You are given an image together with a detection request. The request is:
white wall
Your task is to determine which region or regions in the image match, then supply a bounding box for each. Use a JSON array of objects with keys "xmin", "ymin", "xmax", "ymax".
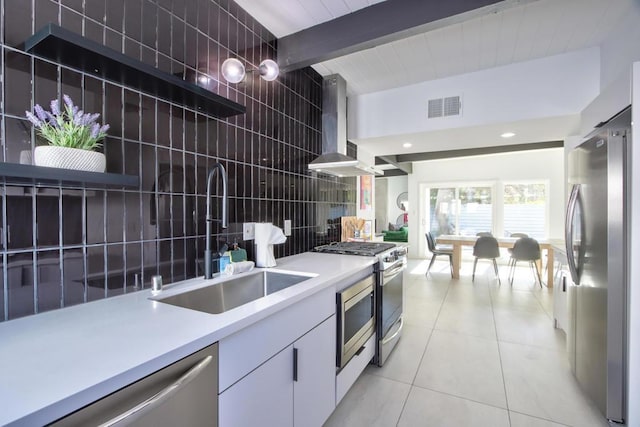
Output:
[
  {"xmin": 599, "ymin": 3, "xmax": 640, "ymax": 90},
  {"xmin": 350, "ymin": 48, "xmax": 600, "ymax": 141},
  {"xmin": 407, "ymin": 148, "xmax": 564, "ymax": 258},
  {"xmin": 356, "ymin": 147, "xmax": 376, "ymax": 221},
  {"xmin": 374, "ymin": 178, "xmax": 387, "ymax": 233},
  {"xmin": 372, "ymin": 176, "xmax": 408, "ymax": 232},
  {"xmin": 580, "ymin": 3, "xmax": 640, "ymax": 136},
  {"xmin": 385, "ymin": 176, "xmax": 408, "ymax": 228}
]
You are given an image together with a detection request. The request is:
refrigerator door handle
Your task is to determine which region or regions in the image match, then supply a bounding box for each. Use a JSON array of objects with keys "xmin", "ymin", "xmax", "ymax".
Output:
[{"xmin": 565, "ymin": 184, "xmax": 581, "ymax": 284}]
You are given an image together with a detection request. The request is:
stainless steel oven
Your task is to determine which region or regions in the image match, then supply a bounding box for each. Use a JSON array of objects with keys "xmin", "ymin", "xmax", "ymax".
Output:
[
  {"xmin": 336, "ymin": 274, "xmax": 376, "ymax": 370},
  {"xmin": 376, "ymin": 247, "xmax": 406, "ymax": 366},
  {"xmin": 313, "ymin": 242, "xmax": 403, "ymax": 369}
]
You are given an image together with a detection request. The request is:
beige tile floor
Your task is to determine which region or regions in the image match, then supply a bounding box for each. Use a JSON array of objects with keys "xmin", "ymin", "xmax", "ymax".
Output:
[{"xmin": 324, "ymin": 258, "xmax": 608, "ymax": 427}]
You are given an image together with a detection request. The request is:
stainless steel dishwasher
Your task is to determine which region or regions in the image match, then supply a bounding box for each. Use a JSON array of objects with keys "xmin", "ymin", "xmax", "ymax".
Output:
[{"xmin": 50, "ymin": 343, "xmax": 218, "ymax": 427}]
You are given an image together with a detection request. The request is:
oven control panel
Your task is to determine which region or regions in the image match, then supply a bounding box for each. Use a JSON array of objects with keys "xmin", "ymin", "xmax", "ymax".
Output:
[
  {"xmin": 383, "ymin": 254, "xmax": 397, "ymax": 263},
  {"xmin": 379, "ymin": 247, "xmax": 408, "ymax": 271},
  {"xmin": 382, "ymin": 246, "xmax": 407, "ymax": 263},
  {"xmin": 395, "ymin": 246, "xmax": 408, "ymax": 257}
]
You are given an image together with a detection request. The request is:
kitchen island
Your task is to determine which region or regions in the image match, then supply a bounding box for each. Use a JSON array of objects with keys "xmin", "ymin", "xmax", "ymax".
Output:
[{"xmin": 0, "ymin": 252, "xmax": 376, "ymax": 426}]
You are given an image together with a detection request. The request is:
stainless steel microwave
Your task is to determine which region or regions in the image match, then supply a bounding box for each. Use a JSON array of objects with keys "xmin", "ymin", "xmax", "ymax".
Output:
[{"xmin": 336, "ymin": 274, "xmax": 376, "ymax": 370}]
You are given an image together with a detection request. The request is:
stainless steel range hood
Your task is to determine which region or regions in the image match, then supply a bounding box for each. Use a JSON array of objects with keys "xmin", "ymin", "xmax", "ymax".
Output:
[{"xmin": 309, "ymin": 74, "xmax": 381, "ymax": 177}]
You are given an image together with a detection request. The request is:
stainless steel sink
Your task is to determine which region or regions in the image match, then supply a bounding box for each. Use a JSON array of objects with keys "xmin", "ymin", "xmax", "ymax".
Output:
[{"xmin": 156, "ymin": 271, "xmax": 313, "ymax": 314}]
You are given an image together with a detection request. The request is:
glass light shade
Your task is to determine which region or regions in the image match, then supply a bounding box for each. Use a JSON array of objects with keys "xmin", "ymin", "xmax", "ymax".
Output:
[
  {"xmin": 221, "ymin": 58, "xmax": 246, "ymax": 83},
  {"xmin": 259, "ymin": 59, "xmax": 279, "ymax": 81}
]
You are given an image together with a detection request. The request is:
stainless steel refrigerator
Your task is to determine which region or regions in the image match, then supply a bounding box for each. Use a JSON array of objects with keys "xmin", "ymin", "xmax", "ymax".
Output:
[{"xmin": 565, "ymin": 106, "xmax": 630, "ymax": 424}]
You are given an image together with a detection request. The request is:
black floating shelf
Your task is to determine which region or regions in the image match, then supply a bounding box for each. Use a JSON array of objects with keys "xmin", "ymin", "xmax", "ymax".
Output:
[
  {"xmin": 25, "ymin": 24, "xmax": 246, "ymax": 118},
  {"xmin": 0, "ymin": 162, "xmax": 139, "ymax": 188}
]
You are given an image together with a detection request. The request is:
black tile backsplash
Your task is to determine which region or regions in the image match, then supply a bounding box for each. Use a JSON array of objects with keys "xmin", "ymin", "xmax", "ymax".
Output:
[{"xmin": 0, "ymin": 0, "xmax": 356, "ymax": 321}]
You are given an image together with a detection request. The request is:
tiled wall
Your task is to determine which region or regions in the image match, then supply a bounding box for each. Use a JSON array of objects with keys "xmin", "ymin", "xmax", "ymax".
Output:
[{"xmin": 0, "ymin": 0, "xmax": 356, "ymax": 321}]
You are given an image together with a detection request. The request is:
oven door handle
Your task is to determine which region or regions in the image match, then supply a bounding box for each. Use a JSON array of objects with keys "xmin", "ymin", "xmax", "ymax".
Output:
[
  {"xmin": 382, "ymin": 263, "xmax": 404, "ymax": 281},
  {"xmin": 381, "ymin": 316, "xmax": 403, "ymax": 345},
  {"xmin": 343, "ymin": 286, "xmax": 374, "ymax": 311}
]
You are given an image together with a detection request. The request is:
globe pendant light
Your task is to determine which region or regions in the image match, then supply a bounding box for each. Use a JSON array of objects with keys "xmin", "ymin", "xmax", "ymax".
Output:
[
  {"xmin": 221, "ymin": 58, "xmax": 246, "ymax": 84},
  {"xmin": 221, "ymin": 58, "xmax": 279, "ymax": 83}
]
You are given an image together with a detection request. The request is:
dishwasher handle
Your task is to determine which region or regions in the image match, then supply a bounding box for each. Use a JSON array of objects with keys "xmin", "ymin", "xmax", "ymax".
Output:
[{"xmin": 98, "ymin": 355, "xmax": 213, "ymax": 427}]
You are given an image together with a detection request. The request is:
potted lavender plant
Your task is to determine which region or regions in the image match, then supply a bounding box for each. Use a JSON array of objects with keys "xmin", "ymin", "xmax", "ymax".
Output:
[{"xmin": 25, "ymin": 95, "xmax": 109, "ymax": 172}]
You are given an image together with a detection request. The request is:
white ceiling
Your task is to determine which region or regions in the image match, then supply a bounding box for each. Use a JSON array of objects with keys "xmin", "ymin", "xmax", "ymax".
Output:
[
  {"xmin": 235, "ymin": 0, "xmax": 635, "ymax": 162},
  {"xmin": 237, "ymin": 0, "xmax": 631, "ymax": 95},
  {"xmin": 313, "ymin": 0, "xmax": 630, "ymax": 95},
  {"xmin": 234, "ymin": 0, "xmax": 386, "ymax": 39}
]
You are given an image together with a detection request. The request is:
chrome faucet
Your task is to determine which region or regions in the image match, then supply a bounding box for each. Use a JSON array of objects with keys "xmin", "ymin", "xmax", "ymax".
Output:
[{"xmin": 204, "ymin": 162, "xmax": 228, "ymax": 279}]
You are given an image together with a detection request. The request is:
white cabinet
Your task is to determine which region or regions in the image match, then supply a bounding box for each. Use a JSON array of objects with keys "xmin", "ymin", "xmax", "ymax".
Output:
[
  {"xmin": 219, "ymin": 345, "xmax": 294, "ymax": 427},
  {"xmin": 219, "ymin": 286, "xmax": 337, "ymax": 427},
  {"xmin": 219, "ymin": 316, "xmax": 336, "ymax": 427},
  {"xmin": 219, "ymin": 286, "xmax": 335, "ymax": 392},
  {"xmin": 294, "ymin": 315, "xmax": 336, "ymax": 427}
]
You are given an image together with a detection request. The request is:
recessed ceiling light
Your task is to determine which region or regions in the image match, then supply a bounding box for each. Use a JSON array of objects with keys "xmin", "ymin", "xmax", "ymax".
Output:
[
  {"xmin": 501, "ymin": 132, "xmax": 516, "ymax": 138},
  {"xmin": 402, "ymin": 142, "xmax": 412, "ymax": 148}
]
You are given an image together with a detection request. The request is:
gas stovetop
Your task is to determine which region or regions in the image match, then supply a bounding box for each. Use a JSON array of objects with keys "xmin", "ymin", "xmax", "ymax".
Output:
[{"xmin": 313, "ymin": 242, "xmax": 397, "ymax": 257}]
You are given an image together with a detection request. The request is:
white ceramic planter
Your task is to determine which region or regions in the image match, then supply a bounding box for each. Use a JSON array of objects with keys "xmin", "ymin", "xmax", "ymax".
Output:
[{"xmin": 34, "ymin": 146, "xmax": 106, "ymax": 173}]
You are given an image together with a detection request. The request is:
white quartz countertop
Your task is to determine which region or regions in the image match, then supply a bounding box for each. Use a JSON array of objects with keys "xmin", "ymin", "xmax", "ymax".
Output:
[{"xmin": 0, "ymin": 252, "xmax": 376, "ymax": 426}]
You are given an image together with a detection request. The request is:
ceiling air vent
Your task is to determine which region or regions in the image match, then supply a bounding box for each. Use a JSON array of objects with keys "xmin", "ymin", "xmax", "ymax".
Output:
[
  {"xmin": 444, "ymin": 96, "xmax": 461, "ymax": 116},
  {"xmin": 428, "ymin": 96, "xmax": 461, "ymax": 118},
  {"xmin": 428, "ymin": 98, "xmax": 443, "ymax": 118}
]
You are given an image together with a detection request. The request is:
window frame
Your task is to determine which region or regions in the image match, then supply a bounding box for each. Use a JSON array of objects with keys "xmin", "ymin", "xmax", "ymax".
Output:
[
  {"xmin": 501, "ymin": 179, "xmax": 550, "ymax": 239},
  {"xmin": 425, "ymin": 181, "xmax": 497, "ymax": 237}
]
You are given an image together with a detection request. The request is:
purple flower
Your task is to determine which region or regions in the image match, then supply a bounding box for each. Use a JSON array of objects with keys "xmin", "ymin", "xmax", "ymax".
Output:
[
  {"xmin": 44, "ymin": 111, "xmax": 59, "ymax": 127},
  {"xmin": 72, "ymin": 111, "xmax": 84, "ymax": 126},
  {"xmin": 50, "ymin": 99, "xmax": 61, "ymax": 116},
  {"xmin": 90, "ymin": 123, "xmax": 100, "ymax": 139},
  {"xmin": 99, "ymin": 124, "xmax": 110, "ymax": 134},
  {"xmin": 25, "ymin": 111, "xmax": 43, "ymax": 128},
  {"xmin": 81, "ymin": 113, "xmax": 97, "ymax": 127},
  {"xmin": 74, "ymin": 111, "xmax": 97, "ymax": 127},
  {"xmin": 63, "ymin": 94, "xmax": 74, "ymax": 109},
  {"xmin": 88, "ymin": 113, "xmax": 100, "ymax": 124},
  {"xmin": 34, "ymin": 104, "xmax": 47, "ymax": 122},
  {"xmin": 81, "ymin": 113, "xmax": 97, "ymax": 126}
]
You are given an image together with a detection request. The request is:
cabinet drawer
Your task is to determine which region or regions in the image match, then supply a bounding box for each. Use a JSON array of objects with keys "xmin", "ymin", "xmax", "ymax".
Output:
[
  {"xmin": 219, "ymin": 286, "xmax": 334, "ymax": 392},
  {"xmin": 336, "ymin": 333, "xmax": 375, "ymax": 405}
]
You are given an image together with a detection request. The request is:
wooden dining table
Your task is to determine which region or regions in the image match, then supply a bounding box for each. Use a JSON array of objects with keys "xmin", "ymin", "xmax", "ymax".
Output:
[{"xmin": 435, "ymin": 235, "xmax": 555, "ymax": 287}]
